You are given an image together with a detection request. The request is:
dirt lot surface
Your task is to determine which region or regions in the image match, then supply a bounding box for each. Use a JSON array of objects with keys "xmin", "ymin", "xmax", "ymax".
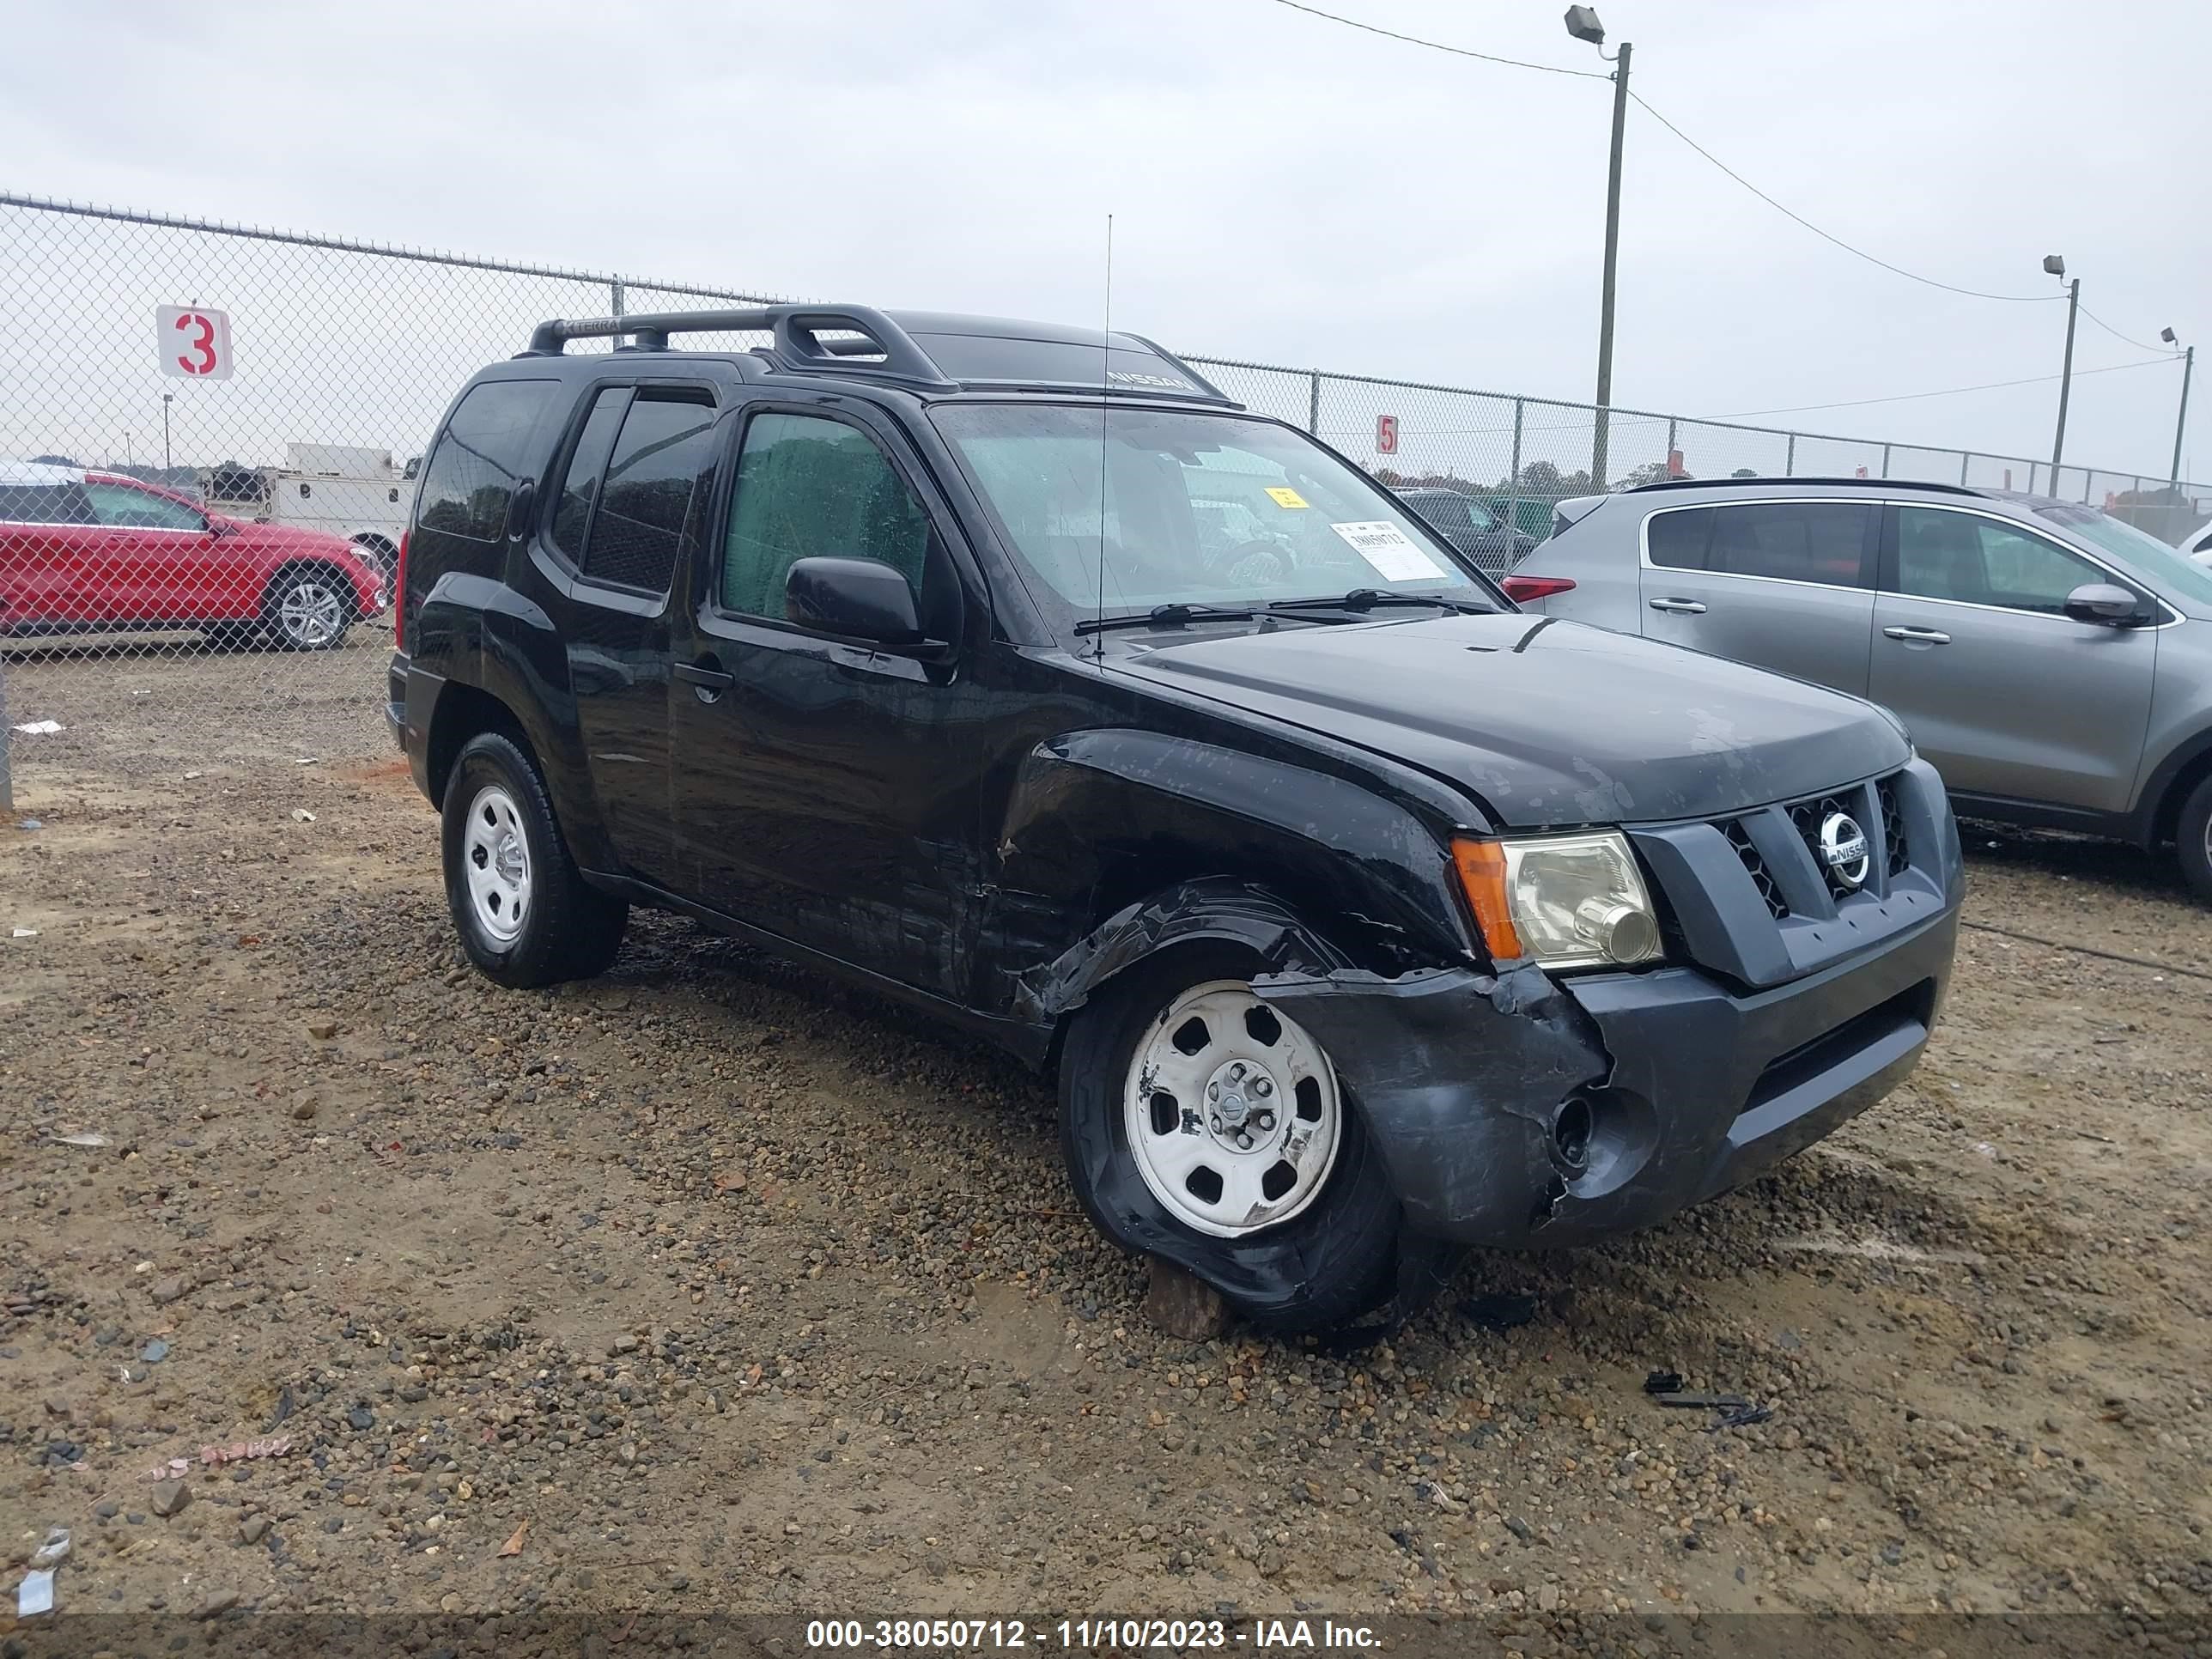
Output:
[{"xmin": 3, "ymin": 663, "xmax": 2209, "ymax": 1638}]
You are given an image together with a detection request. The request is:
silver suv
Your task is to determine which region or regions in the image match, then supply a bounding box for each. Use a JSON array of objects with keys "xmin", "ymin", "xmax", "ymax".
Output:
[{"xmin": 1507, "ymin": 477, "xmax": 2212, "ymax": 899}]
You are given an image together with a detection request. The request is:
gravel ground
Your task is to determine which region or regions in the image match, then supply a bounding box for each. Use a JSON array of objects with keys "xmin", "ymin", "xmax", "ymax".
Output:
[{"xmin": 2, "ymin": 708, "xmax": 2209, "ymax": 1637}]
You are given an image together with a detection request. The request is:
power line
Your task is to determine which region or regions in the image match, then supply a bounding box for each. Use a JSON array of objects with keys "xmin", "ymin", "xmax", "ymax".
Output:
[
  {"xmin": 1263, "ymin": 0, "xmax": 1607, "ymax": 80},
  {"xmin": 2078, "ymin": 305, "xmax": 2172, "ymax": 356},
  {"xmin": 1625, "ymin": 94, "xmax": 2058, "ymax": 303},
  {"xmin": 1708, "ymin": 356, "xmax": 2176, "ymax": 420},
  {"xmin": 1263, "ymin": 3, "xmax": 2187, "ymax": 355}
]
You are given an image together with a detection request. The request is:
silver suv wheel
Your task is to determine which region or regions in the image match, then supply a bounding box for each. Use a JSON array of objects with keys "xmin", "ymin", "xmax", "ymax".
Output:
[
  {"xmin": 1121, "ymin": 979, "xmax": 1343, "ymax": 1237},
  {"xmin": 460, "ymin": 783, "xmax": 532, "ymax": 944}
]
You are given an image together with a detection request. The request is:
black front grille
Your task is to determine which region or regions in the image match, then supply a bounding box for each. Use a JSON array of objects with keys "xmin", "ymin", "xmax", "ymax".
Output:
[
  {"xmin": 1876, "ymin": 776, "xmax": 1909, "ymax": 877},
  {"xmin": 1724, "ymin": 820, "xmax": 1788, "ymax": 918}
]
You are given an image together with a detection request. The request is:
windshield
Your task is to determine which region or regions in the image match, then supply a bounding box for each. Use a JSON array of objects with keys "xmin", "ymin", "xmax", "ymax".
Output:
[
  {"xmin": 2037, "ymin": 502, "xmax": 2212, "ymax": 607},
  {"xmin": 930, "ymin": 404, "xmax": 1499, "ymax": 624}
]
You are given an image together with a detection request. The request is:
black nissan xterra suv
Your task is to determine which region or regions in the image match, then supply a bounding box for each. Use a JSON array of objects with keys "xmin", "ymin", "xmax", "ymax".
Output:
[{"xmin": 389, "ymin": 304, "xmax": 1964, "ymax": 1333}]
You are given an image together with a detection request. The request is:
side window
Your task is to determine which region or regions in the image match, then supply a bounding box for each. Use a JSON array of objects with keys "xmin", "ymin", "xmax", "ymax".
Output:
[
  {"xmin": 549, "ymin": 388, "xmax": 629, "ymax": 562},
  {"xmin": 417, "ymin": 380, "xmax": 557, "ymax": 543},
  {"xmin": 580, "ymin": 389, "xmax": 719, "ymax": 595},
  {"xmin": 1707, "ymin": 502, "xmax": 1872, "ymax": 585},
  {"xmin": 0, "ymin": 484, "xmax": 96, "ymax": 526},
  {"xmin": 720, "ymin": 413, "xmax": 931, "ymax": 620},
  {"xmin": 1644, "ymin": 506, "xmax": 1712, "ymax": 569},
  {"xmin": 1417, "ymin": 497, "xmax": 1468, "ymax": 529},
  {"xmin": 84, "ymin": 482, "xmax": 204, "ymax": 531},
  {"xmin": 1893, "ymin": 507, "xmax": 2105, "ymax": 614}
]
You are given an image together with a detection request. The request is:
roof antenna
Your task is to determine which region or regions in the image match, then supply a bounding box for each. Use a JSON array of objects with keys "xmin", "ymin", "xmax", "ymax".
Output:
[{"xmin": 1093, "ymin": 212, "xmax": 1113, "ymax": 659}]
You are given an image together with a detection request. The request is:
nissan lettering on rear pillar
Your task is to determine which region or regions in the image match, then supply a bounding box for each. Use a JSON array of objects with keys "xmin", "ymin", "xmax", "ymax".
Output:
[{"xmin": 387, "ymin": 303, "xmax": 1964, "ymax": 1333}]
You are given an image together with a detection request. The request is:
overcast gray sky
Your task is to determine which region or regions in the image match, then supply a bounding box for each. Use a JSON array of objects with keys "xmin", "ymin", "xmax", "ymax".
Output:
[{"xmin": 4, "ymin": 0, "xmax": 2206, "ymax": 482}]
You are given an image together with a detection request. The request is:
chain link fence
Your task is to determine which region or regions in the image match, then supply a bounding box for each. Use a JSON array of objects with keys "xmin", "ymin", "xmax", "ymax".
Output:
[
  {"xmin": 3, "ymin": 190, "xmax": 2208, "ymax": 800},
  {"xmin": 1185, "ymin": 358, "xmax": 2212, "ymax": 547}
]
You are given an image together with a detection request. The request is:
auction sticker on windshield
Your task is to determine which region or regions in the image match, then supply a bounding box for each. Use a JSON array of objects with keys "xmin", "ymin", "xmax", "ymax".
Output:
[
  {"xmin": 1329, "ymin": 520, "xmax": 1449, "ymax": 582},
  {"xmin": 1266, "ymin": 486, "xmax": 1310, "ymax": 509}
]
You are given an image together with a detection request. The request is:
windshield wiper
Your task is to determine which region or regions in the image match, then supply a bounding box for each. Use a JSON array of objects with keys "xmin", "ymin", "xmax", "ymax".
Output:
[
  {"xmin": 1267, "ymin": 588, "xmax": 1488, "ymax": 617},
  {"xmin": 1073, "ymin": 602, "xmax": 1259, "ymax": 636}
]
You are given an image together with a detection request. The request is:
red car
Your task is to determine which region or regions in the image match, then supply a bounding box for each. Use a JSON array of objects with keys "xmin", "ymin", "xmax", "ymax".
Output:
[{"xmin": 0, "ymin": 462, "xmax": 385, "ymax": 650}]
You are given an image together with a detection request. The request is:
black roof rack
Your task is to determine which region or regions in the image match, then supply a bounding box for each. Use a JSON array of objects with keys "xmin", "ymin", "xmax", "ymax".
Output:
[
  {"xmin": 1625, "ymin": 475, "xmax": 1985, "ymax": 498},
  {"xmin": 524, "ymin": 305, "xmax": 957, "ymax": 390},
  {"xmin": 520, "ymin": 303, "xmax": 1237, "ymax": 405}
]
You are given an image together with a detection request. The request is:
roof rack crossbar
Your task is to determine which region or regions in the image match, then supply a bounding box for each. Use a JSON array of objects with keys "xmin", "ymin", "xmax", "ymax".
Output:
[{"xmin": 525, "ymin": 307, "xmax": 772, "ymax": 356}]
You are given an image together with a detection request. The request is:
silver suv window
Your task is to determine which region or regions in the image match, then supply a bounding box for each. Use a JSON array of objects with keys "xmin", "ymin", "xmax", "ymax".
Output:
[
  {"xmin": 1644, "ymin": 501, "xmax": 1874, "ymax": 586},
  {"xmin": 1892, "ymin": 506, "xmax": 2105, "ymax": 616}
]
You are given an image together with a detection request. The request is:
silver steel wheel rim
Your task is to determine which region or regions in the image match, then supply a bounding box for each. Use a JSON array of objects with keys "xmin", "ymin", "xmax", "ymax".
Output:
[
  {"xmin": 462, "ymin": 784, "xmax": 532, "ymax": 945},
  {"xmin": 279, "ymin": 580, "xmax": 344, "ymax": 647},
  {"xmin": 1123, "ymin": 979, "xmax": 1343, "ymax": 1238}
]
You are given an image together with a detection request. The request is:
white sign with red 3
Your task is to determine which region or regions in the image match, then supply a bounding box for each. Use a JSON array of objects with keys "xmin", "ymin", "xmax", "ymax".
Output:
[{"xmin": 155, "ymin": 306, "xmax": 234, "ymax": 380}]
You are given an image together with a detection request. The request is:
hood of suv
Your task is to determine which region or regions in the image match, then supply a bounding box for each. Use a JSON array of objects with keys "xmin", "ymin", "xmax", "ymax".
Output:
[{"xmin": 1111, "ymin": 611, "xmax": 1911, "ymax": 827}]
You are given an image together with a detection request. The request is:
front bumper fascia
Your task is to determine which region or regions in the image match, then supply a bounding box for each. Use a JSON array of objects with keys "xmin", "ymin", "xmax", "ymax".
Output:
[{"xmin": 1255, "ymin": 904, "xmax": 1958, "ymax": 1248}]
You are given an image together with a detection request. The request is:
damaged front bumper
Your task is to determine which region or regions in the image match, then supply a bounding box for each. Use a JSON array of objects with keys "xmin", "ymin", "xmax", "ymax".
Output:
[{"xmin": 1255, "ymin": 906, "xmax": 1957, "ymax": 1248}]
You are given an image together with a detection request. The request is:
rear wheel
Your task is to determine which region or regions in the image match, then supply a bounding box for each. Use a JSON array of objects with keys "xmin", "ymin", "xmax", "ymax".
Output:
[
  {"xmin": 441, "ymin": 731, "xmax": 627, "ymax": 988},
  {"xmin": 1059, "ymin": 943, "xmax": 1401, "ymax": 1334},
  {"xmin": 264, "ymin": 567, "xmax": 352, "ymax": 651},
  {"xmin": 2177, "ymin": 774, "xmax": 2212, "ymax": 904}
]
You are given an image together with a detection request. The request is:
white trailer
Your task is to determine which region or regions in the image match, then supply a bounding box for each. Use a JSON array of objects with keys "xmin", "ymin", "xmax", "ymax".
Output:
[{"xmin": 204, "ymin": 443, "xmax": 419, "ymax": 580}]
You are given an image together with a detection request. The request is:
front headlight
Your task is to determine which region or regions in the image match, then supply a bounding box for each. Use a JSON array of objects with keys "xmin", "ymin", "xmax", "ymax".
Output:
[{"xmin": 1451, "ymin": 830, "xmax": 1662, "ymax": 970}]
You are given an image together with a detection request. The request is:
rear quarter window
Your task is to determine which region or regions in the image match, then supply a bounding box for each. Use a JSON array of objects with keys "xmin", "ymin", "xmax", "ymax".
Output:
[
  {"xmin": 1644, "ymin": 506, "xmax": 1712, "ymax": 568},
  {"xmin": 416, "ymin": 380, "xmax": 559, "ymax": 543}
]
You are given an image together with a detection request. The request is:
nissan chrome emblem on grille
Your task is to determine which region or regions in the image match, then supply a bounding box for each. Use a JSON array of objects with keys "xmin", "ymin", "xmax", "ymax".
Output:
[{"xmin": 1819, "ymin": 811, "xmax": 1871, "ymax": 890}]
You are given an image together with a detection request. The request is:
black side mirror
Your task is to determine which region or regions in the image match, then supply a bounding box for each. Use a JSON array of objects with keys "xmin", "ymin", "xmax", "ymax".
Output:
[
  {"xmin": 505, "ymin": 479, "xmax": 535, "ymax": 541},
  {"xmin": 784, "ymin": 556, "xmax": 925, "ymax": 647},
  {"xmin": 2063, "ymin": 582, "xmax": 2147, "ymax": 626}
]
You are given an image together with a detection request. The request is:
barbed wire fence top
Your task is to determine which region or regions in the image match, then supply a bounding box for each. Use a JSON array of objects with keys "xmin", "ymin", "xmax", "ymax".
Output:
[{"xmin": 3, "ymin": 191, "xmax": 2206, "ymax": 799}]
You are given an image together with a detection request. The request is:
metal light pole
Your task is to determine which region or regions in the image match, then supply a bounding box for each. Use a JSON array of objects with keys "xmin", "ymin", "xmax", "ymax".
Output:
[
  {"xmin": 161, "ymin": 393, "xmax": 174, "ymax": 473},
  {"xmin": 124, "ymin": 431, "xmax": 133, "ymax": 469},
  {"xmin": 1566, "ymin": 6, "xmax": 1630, "ymax": 490},
  {"xmin": 2043, "ymin": 256, "xmax": 2079, "ymax": 485},
  {"xmin": 2165, "ymin": 328, "xmax": 2194, "ymax": 483}
]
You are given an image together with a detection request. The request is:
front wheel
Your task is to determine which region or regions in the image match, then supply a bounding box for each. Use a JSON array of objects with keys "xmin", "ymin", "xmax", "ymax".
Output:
[
  {"xmin": 2177, "ymin": 773, "xmax": 2212, "ymax": 904},
  {"xmin": 1059, "ymin": 944, "xmax": 1401, "ymax": 1334},
  {"xmin": 441, "ymin": 732, "xmax": 628, "ymax": 988},
  {"xmin": 265, "ymin": 568, "xmax": 352, "ymax": 651}
]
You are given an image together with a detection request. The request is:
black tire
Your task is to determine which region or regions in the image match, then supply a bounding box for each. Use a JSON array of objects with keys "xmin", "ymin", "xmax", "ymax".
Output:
[
  {"xmin": 441, "ymin": 731, "xmax": 628, "ymax": 988},
  {"xmin": 263, "ymin": 564, "xmax": 354, "ymax": 652},
  {"xmin": 2178, "ymin": 773, "xmax": 2212, "ymax": 905},
  {"xmin": 1059, "ymin": 942, "xmax": 1401, "ymax": 1334}
]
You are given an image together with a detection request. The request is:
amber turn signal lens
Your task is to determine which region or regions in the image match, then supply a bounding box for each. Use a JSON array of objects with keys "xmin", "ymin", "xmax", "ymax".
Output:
[{"xmin": 1450, "ymin": 837, "xmax": 1523, "ymax": 961}]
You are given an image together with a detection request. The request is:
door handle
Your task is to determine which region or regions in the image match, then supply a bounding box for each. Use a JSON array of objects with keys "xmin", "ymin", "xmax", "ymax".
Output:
[
  {"xmin": 674, "ymin": 659, "xmax": 734, "ymax": 702},
  {"xmin": 1648, "ymin": 597, "xmax": 1706, "ymax": 615},
  {"xmin": 1882, "ymin": 625, "xmax": 1951, "ymax": 644}
]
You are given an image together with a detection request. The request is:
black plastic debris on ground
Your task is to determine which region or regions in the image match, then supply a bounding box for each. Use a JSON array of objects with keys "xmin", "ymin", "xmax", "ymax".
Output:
[
  {"xmin": 1461, "ymin": 1292, "xmax": 1538, "ymax": 1332},
  {"xmin": 1651, "ymin": 1390, "xmax": 1752, "ymax": 1410},
  {"xmin": 1707, "ymin": 1403, "xmax": 1773, "ymax": 1431},
  {"xmin": 1638, "ymin": 1369, "xmax": 1770, "ymax": 1431}
]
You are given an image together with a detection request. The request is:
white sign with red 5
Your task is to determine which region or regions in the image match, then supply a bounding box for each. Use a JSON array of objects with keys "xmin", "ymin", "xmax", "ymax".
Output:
[{"xmin": 155, "ymin": 306, "xmax": 234, "ymax": 380}]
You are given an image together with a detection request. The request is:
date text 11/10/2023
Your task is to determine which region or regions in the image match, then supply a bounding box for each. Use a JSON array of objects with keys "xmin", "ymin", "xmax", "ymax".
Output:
[{"xmin": 805, "ymin": 1618, "xmax": 1381, "ymax": 1650}]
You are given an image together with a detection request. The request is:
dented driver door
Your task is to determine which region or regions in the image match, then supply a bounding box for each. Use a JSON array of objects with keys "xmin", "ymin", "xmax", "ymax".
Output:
[{"xmin": 667, "ymin": 398, "xmax": 994, "ymax": 999}]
